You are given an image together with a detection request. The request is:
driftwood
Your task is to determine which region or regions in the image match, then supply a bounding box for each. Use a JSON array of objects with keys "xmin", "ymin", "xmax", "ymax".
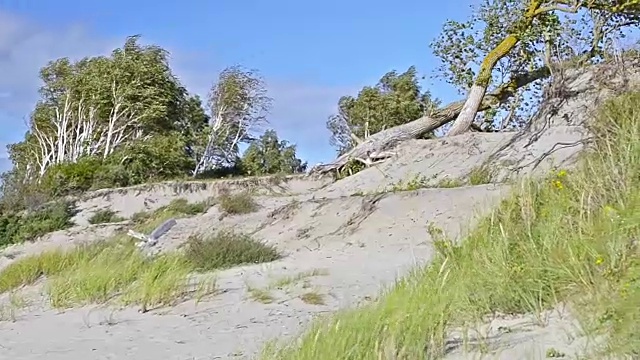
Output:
[
  {"xmin": 127, "ymin": 218, "xmax": 177, "ymax": 252},
  {"xmin": 310, "ymin": 66, "xmax": 552, "ymax": 175}
]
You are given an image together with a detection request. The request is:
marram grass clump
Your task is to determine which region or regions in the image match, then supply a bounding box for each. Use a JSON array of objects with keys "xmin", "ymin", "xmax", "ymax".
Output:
[
  {"xmin": 0, "ymin": 226, "xmax": 279, "ymax": 310},
  {"xmin": 260, "ymin": 91, "xmax": 640, "ymax": 359}
]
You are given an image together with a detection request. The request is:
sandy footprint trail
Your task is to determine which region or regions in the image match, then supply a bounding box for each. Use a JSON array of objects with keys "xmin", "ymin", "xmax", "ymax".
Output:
[{"xmin": 0, "ymin": 62, "xmax": 637, "ymax": 360}]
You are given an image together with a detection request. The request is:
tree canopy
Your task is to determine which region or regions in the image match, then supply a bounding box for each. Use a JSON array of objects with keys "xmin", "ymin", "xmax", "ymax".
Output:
[
  {"xmin": 241, "ymin": 129, "xmax": 307, "ymax": 176},
  {"xmin": 3, "ymin": 0, "xmax": 639, "ymax": 207},
  {"xmin": 326, "ymin": 66, "xmax": 441, "ymax": 155},
  {"xmin": 431, "ymin": 0, "xmax": 640, "ymax": 135},
  {"xmin": 0, "ymin": 36, "xmax": 306, "ymax": 211}
]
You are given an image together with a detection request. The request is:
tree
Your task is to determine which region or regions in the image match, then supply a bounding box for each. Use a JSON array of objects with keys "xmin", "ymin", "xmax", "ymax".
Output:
[
  {"xmin": 14, "ymin": 35, "xmax": 188, "ymax": 179},
  {"xmin": 241, "ymin": 129, "xmax": 307, "ymax": 176},
  {"xmin": 192, "ymin": 66, "xmax": 272, "ymax": 175},
  {"xmin": 432, "ymin": 0, "xmax": 640, "ymax": 136},
  {"xmin": 310, "ymin": 0, "xmax": 639, "ymax": 175},
  {"xmin": 0, "ymin": 35, "xmax": 212, "ymax": 202},
  {"xmin": 327, "ymin": 66, "xmax": 441, "ymax": 155}
]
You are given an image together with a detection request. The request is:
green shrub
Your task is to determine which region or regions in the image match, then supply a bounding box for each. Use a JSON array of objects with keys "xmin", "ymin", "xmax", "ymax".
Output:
[
  {"xmin": 39, "ymin": 157, "xmax": 101, "ymax": 197},
  {"xmin": 164, "ymin": 198, "xmax": 214, "ymax": 216},
  {"xmin": 0, "ymin": 201, "xmax": 77, "ymax": 246},
  {"xmin": 218, "ymin": 192, "xmax": 259, "ymax": 215},
  {"xmin": 88, "ymin": 209, "xmax": 126, "ymax": 224},
  {"xmin": 183, "ymin": 230, "xmax": 281, "ymax": 271}
]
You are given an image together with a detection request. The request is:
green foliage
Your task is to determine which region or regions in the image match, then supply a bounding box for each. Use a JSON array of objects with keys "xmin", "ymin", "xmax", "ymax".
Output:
[
  {"xmin": 39, "ymin": 157, "xmax": 102, "ymax": 197},
  {"xmin": 260, "ymin": 91, "xmax": 640, "ymax": 359},
  {"xmin": 0, "ymin": 229, "xmax": 280, "ymax": 308},
  {"xmin": 162, "ymin": 198, "xmax": 214, "ymax": 216},
  {"xmin": 336, "ymin": 159, "xmax": 367, "ymax": 179},
  {"xmin": 327, "ymin": 66, "xmax": 441, "ymax": 154},
  {"xmin": 0, "ymin": 239, "xmax": 197, "ymax": 309},
  {"xmin": 193, "ymin": 65, "xmax": 273, "ymax": 174},
  {"xmin": 183, "ymin": 230, "xmax": 281, "ymax": 271},
  {"xmin": 0, "ymin": 201, "xmax": 76, "ymax": 247},
  {"xmin": 108, "ymin": 133, "xmax": 195, "ymax": 185},
  {"xmin": 218, "ymin": 191, "xmax": 259, "ymax": 215},
  {"xmin": 430, "ymin": 0, "xmax": 639, "ymax": 132},
  {"xmin": 241, "ymin": 130, "xmax": 307, "ymax": 176},
  {"xmin": 88, "ymin": 209, "xmax": 125, "ymax": 225},
  {"xmin": 0, "ymin": 36, "xmax": 306, "ymax": 210}
]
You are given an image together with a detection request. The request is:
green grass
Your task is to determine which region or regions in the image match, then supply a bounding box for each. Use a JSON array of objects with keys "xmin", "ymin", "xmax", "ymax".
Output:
[
  {"xmin": 218, "ymin": 191, "xmax": 259, "ymax": 215},
  {"xmin": 88, "ymin": 209, "xmax": 126, "ymax": 224},
  {"xmin": 131, "ymin": 197, "xmax": 214, "ymax": 233},
  {"xmin": 0, "ymin": 220, "xmax": 279, "ymax": 310},
  {"xmin": 467, "ymin": 165, "xmax": 495, "ymax": 185},
  {"xmin": 260, "ymin": 92, "xmax": 640, "ymax": 359},
  {"xmin": 183, "ymin": 230, "xmax": 281, "ymax": 271}
]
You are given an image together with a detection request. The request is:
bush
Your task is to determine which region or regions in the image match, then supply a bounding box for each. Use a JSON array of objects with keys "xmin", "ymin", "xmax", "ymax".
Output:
[
  {"xmin": 218, "ymin": 191, "xmax": 259, "ymax": 215},
  {"xmin": 183, "ymin": 230, "xmax": 281, "ymax": 271},
  {"xmin": 88, "ymin": 209, "xmax": 126, "ymax": 224},
  {"xmin": 164, "ymin": 198, "xmax": 214, "ymax": 216},
  {"xmin": 39, "ymin": 157, "xmax": 101, "ymax": 197},
  {"xmin": 0, "ymin": 201, "xmax": 77, "ymax": 247}
]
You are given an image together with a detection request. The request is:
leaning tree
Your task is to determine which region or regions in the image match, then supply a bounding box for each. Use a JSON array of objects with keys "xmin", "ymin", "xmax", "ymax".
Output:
[
  {"xmin": 191, "ymin": 65, "xmax": 272, "ymax": 176},
  {"xmin": 311, "ymin": 0, "xmax": 639, "ymax": 175}
]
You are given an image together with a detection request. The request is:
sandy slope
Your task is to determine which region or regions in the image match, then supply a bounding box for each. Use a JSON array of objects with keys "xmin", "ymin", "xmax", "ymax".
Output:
[{"xmin": 0, "ymin": 62, "xmax": 637, "ymax": 360}]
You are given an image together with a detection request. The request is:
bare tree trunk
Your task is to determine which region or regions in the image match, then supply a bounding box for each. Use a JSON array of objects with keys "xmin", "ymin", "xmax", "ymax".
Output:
[
  {"xmin": 310, "ymin": 65, "xmax": 552, "ymax": 175},
  {"xmin": 447, "ymin": 84, "xmax": 488, "ymax": 136},
  {"xmin": 446, "ymin": 1, "xmax": 543, "ymax": 136}
]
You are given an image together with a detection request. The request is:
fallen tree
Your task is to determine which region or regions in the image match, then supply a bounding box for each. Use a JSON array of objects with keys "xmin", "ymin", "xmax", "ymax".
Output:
[{"xmin": 310, "ymin": 65, "xmax": 552, "ymax": 175}]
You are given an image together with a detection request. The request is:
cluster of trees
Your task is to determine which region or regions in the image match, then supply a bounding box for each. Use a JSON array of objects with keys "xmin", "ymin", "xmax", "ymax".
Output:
[
  {"xmin": 323, "ymin": 0, "xmax": 639, "ymax": 169},
  {"xmin": 0, "ymin": 36, "xmax": 306, "ymax": 210},
  {"xmin": 2, "ymin": 0, "xmax": 638, "ymax": 211}
]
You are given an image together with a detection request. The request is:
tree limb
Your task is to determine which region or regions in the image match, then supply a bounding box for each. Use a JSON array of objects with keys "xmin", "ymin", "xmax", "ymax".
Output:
[{"xmin": 309, "ymin": 65, "xmax": 552, "ymax": 175}]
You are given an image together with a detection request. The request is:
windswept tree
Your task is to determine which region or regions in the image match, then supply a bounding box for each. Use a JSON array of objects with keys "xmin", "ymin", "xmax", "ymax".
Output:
[
  {"xmin": 192, "ymin": 66, "xmax": 272, "ymax": 175},
  {"xmin": 326, "ymin": 66, "xmax": 441, "ymax": 155},
  {"xmin": 15, "ymin": 35, "xmax": 188, "ymax": 178},
  {"xmin": 312, "ymin": 1, "xmax": 638, "ymax": 175},
  {"xmin": 432, "ymin": 0, "xmax": 640, "ymax": 136},
  {"xmin": 241, "ymin": 129, "xmax": 307, "ymax": 176}
]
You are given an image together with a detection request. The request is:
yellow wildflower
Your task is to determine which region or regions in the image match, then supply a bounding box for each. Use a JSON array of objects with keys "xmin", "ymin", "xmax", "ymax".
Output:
[
  {"xmin": 557, "ymin": 169, "xmax": 567, "ymax": 177},
  {"xmin": 595, "ymin": 256, "xmax": 605, "ymax": 265},
  {"xmin": 552, "ymin": 180, "xmax": 563, "ymax": 189}
]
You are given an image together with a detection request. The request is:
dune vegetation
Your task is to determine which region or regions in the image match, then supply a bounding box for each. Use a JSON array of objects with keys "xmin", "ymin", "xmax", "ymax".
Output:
[{"xmin": 260, "ymin": 91, "xmax": 640, "ymax": 359}]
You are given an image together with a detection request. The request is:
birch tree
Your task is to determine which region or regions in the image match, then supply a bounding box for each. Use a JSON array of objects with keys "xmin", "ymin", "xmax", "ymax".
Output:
[
  {"xmin": 432, "ymin": 0, "xmax": 640, "ymax": 136},
  {"xmin": 193, "ymin": 66, "xmax": 271, "ymax": 175},
  {"xmin": 19, "ymin": 35, "xmax": 188, "ymax": 178}
]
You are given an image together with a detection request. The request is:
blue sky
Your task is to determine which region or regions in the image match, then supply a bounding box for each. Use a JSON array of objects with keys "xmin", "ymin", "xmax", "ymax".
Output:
[{"xmin": 0, "ymin": 0, "xmax": 473, "ymax": 172}]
